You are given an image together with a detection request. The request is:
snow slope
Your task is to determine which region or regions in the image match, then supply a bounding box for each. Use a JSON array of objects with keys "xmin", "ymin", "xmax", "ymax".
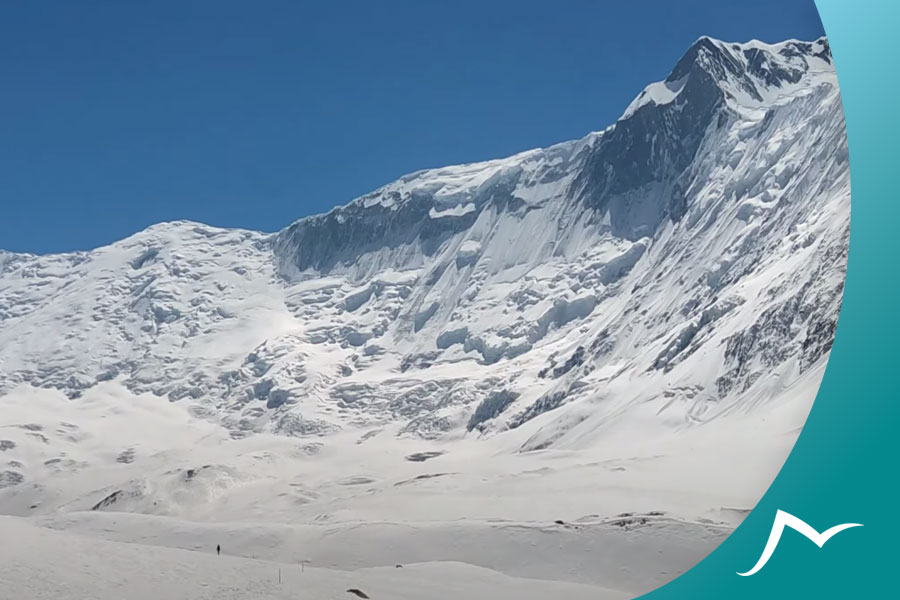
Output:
[
  {"xmin": 0, "ymin": 36, "xmax": 848, "ymax": 598},
  {"xmin": 0, "ymin": 516, "xmax": 627, "ymax": 599}
]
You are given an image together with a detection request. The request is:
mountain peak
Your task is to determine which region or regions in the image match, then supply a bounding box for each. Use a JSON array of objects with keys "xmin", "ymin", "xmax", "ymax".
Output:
[
  {"xmin": 273, "ymin": 36, "xmax": 840, "ymax": 277},
  {"xmin": 651, "ymin": 35, "xmax": 834, "ymax": 112}
]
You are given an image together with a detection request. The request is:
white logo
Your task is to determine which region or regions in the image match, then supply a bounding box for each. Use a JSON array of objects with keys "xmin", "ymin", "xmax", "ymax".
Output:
[{"xmin": 737, "ymin": 509, "xmax": 862, "ymax": 576}]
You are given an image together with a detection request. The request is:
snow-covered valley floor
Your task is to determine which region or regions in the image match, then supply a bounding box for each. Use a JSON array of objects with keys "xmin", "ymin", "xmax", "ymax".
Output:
[
  {"xmin": 0, "ymin": 362, "xmax": 821, "ymax": 597},
  {"xmin": 1, "ymin": 516, "xmax": 630, "ymax": 600}
]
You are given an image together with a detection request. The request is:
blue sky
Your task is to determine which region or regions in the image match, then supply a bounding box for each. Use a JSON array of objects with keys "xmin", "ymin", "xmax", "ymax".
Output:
[{"xmin": 1, "ymin": 0, "xmax": 825, "ymax": 254}]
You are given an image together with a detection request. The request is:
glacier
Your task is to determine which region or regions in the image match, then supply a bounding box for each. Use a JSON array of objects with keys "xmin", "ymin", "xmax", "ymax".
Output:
[{"xmin": 0, "ymin": 36, "xmax": 848, "ymax": 598}]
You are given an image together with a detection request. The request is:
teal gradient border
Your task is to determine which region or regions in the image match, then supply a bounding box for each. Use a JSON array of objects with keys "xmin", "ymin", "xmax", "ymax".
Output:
[{"xmin": 641, "ymin": 2, "xmax": 898, "ymax": 597}]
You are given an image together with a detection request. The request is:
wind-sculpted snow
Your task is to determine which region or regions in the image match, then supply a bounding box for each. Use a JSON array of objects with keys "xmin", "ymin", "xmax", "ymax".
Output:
[{"xmin": 0, "ymin": 37, "xmax": 848, "ymax": 549}]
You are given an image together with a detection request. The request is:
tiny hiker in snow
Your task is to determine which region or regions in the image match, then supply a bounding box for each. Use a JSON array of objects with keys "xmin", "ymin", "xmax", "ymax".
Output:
[{"xmin": 217, "ymin": 544, "xmax": 221, "ymax": 556}]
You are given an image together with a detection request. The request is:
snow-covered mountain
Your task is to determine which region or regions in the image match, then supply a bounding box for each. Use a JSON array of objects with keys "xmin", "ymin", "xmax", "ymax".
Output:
[{"xmin": 0, "ymin": 35, "xmax": 847, "ymax": 596}]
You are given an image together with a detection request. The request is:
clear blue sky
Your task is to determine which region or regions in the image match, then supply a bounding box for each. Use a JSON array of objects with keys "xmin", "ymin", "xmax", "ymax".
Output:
[{"xmin": 1, "ymin": 0, "xmax": 824, "ymax": 254}]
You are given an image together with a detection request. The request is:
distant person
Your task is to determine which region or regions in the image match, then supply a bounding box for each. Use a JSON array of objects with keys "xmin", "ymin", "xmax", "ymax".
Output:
[{"xmin": 217, "ymin": 544, "xmax": 221, "ymax": 556}]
